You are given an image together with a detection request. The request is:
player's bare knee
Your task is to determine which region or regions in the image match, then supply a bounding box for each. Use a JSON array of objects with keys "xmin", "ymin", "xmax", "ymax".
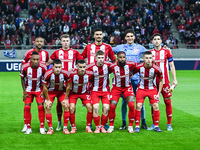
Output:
[
  {"xmin": 86, "ymin": 104, "xmax": 92, "ymax": 112},
  {"xmin": 152, "ymin": 103, "xmax": 159, "ymax": 111},
  {"xmin": 102, "ymin": 104, "xmax": 109, "ymax": 116},
  {"xmin": 136, "ymin": 103, "xmax": 142, "ymax": 110},
  {"xmin": 125, "ymin": 96, "xmax": 134, "ymax": 103},
  {"xmin": 110, "ymin": 100, "xmax": 117, "ymax": 106},
  {"xmin": 93, "ymin": 104, "xmax": 99, "ymax": 116},
  {"xmin": 69, "ymin": 105, "xmax": 75, "ymax": 113}
]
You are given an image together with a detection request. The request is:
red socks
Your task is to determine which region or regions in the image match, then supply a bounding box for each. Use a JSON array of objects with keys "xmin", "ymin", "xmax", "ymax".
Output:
[
  {"xmin": 70, "ymin": 112, "xmax": 76, "ymax": 127},
  {"xmin": 101, "ymin": 114, "xmax": 108, "ymax": 127},
  {"xmin": 24, "ymin": 105, "xmax": 31, "ymax": 128},
  {"xmin": 108, "ymin": 104, "xmax": 116, "ymax": 126},
  {"xmin": 38, "ymin": 105, "xmax": 45, "ymax": 128},
  {"xmin": 165, "ymin": 99, "xmax": 172, "ymax": 125},
  {"xmin": 128, "ymin": 102, "xmax": 135, "ymax": 126},
  {"xmin": 135, "ymin": 110, "xmax": 141, "ymax": 126},
  {"xmin": 63, "ymin": 111, "xmax": 70, "ymax": 127},
  {"xmin": 153, "ymin": 110, "xmax": 160, "ymax": 126},
  {"xmin": 56, "ymin": 101, "xmax": 62, "ymax": 122},
  {"xmin": 86, "ymin": 112, "xmax": 93, "ymax": 127},
  {"xmin": 46, "ymin": 113, "xmax": 52, "ymax": 128},
  {"xmin": 93, "ymin": 116, "xmax": 100, "ymax": 127}
]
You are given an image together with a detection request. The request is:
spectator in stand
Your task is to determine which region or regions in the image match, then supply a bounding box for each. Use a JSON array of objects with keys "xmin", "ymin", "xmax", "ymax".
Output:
[
  {"xmin": 63, "ymin": 24, "xmax": 70, "ymax": 34},
  {"xmin": 178, "ymin": 23, "xmax": 186, "ymax": 42},
  {"xmin": 63, "ymin": 12, "xmax": 68, "ymax": 22},
  {"xmin": 114, "ymin": 35, "xmax": 121, "ymax": 45}
]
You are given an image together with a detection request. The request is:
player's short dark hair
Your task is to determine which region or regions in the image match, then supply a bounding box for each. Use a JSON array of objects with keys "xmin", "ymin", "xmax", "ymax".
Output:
[
  {"xmin": 35, "ymin": 37, "xmax": 44, "ymax": 42},
  {"xmin": 77, "ymin": 59, "xmax": 86, "ymax": 64},
  {"xmin": 152, "ymin": 33, "xmax": 162, "ymax": 39},
  {"xmin": 31, "ymin": 51, "xmax": 39, "ymax": 56},
  {"xmin": 125, "ymin": 29, "xmax": 135, "ymax": 36},
  {"xmin": 96, "ymin": 50, "xmax": 105, "ymax": 56},
  {"xmin": 117, "ymin": 51, "xmax": 126, "ymax": 56},
  {"xmin": 53, "ymin": 59, "xmax": 62, "ymax": 65},
  {"xmin": 94, "ymin": 28, "xmax": 103, "ymax": 34},
  {"xmin": 143, "ymin": 51, "xmax": 152, "ymax": 56}
]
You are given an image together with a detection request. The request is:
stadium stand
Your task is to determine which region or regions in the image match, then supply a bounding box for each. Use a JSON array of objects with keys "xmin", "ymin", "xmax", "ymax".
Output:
[{"xmin": 0, "ymin": 0, "xmax": 199, "ymax": 49}]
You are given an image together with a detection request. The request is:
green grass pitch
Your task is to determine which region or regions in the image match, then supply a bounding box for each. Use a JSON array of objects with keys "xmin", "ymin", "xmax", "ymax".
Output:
[{"xmin": 0, "ymin": 70, "xmax": 199, "ymax": 150}]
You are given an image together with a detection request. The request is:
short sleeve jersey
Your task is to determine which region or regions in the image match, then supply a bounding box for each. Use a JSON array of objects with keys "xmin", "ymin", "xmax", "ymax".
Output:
[
  {"xmin": 20, "ymin": 62, "xmax": 47, "ymax": 92},
  {"xmin": 69, "ymin": 69, "xmax": 93, "ymax": 94},
  {"xmin": 42, "ymin": 69, "xmax": 71, "ymax": 91},
  {"xmin": 87, "ymin": 61, "xmax": 112, "ymax": 92},
  {"xmin": 81, "ymin": 43, "xmax": 116, "ymax": 64},
  {"xmin": 150, "ymin": 47, "xmax": 173, "ymax": 84},
  {"xmin": 109, "ymin": 61, "xmax": 137, "ymax": 87},
  {"xmin": 50, "ymin": 48, "xmax": 83, "ymax": 71},
  {"xmin": 113, "ymin": 43, "xmax": 147, "ymax": 80},
  {"xmin": 22, "ymin": 48, "xmax": 49, "ymax": 64},
  {"xmin": 133, "ymin": 63, "xmax": 163, "ymax": 90}
]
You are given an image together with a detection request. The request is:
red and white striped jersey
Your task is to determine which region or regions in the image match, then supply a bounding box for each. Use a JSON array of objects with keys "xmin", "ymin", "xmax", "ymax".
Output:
[
  {"xmin": 109, "ymin": 61, "xmax": 137, "ymax": 87},
  {"xmin": 20, "ymin": 62, "xmax": 47, "ymax": 92},
  {"xmin": 81, "ymin": 43, "xmax": 116, "ymax": 64},
  {"xmin": 21, "ymin": 48, "xmax": 49, "ymax": 64},
  {"xmin": 50, "ymin": 48, "xmax": 83, "ymax": 71},
  {"xmin": 69, "ymin": 69, "xmax": 93, "ymax": 94},
  {"xmin": 87, "ymin": 61, "xmax": 112, "ymax": 92},
  {"xmin": 133, "ymin": 63, "xmax": 163, "ymax": 90},
  {"xmin": 42, "ymin": 69, "xmax": 71, "ymax": 91},
  {"xmin": 150, "ymin": 47, "xmax": 173, "ymax": 84}
]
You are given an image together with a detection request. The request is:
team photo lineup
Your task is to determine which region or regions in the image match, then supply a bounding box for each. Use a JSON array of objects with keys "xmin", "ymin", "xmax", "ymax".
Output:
[{"xmin": 20, "ymin": 28, "xmax": 178, "ymax": 135}]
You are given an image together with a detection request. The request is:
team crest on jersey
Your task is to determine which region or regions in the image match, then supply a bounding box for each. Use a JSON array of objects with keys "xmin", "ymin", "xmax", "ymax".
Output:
[{"xmin": 51, "ymin": 79, "xmax": 55, "ymax": 83}]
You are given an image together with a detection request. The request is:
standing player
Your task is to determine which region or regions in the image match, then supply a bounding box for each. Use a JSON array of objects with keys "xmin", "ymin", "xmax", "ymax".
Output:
[
  {"xmin": 68, "ymin": 60, "xmax": 93, "ymax": 133},
  {"xmin": 133, "ymin": 51, "xmax": 163, "ymax": 133},
  {"xmin": 42, "ymin": 59, "xmax": 71, "ymax": 134},
  {"xmin": 81, "ymin": 28, "xmax": 116, "ymax": 129},
  {"xmin": 20, "ymin": 51, "xmax": 47, "ymax": 134},
  {"xmin": 81, "ymin": 28, "xmax": 116, "ymax": 64},
  {"xmin": 21, "ymin": 37, "xmax": 49, "ymax": 132},
  {"xmin": 113, "ymin": 29, "xmax": 148, "ymax": 130},
  {"xmin": 21, "ymin": 37, "xmax": 49, "ymax": 65},
  {"xmin": 107, "ymin": 52, "xmax": 136, "ymax": 133},
  {"xmin": 87, "ymin": 50, "xmax": 112, "ymax": 133},
  {"xmin": 149, "ymin": 33, "xmax": 178, "ymax": 131},
  {"xmin": 46, "ymin": 34, "xmax": 83, "ymax": 131}
]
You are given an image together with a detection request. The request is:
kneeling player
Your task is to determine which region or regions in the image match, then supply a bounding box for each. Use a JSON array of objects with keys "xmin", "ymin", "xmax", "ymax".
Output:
[
  {"xmin": 133, "ymin": 51, "xmax": 163, "ymax": 132},
  {"xmin": 68, "ymin": 60, "xmax": 93, "ymax": 133},
  {"xmin": 107, "ymin": 51, "xmax": 136, "ymax": 133},
  {"xmin": 20, "ymin": 51, "xmax": 47, "ymax": 134},
  {"xmin": 42, "ymin": 59, "xmax": 71, "ymax": 134}
]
